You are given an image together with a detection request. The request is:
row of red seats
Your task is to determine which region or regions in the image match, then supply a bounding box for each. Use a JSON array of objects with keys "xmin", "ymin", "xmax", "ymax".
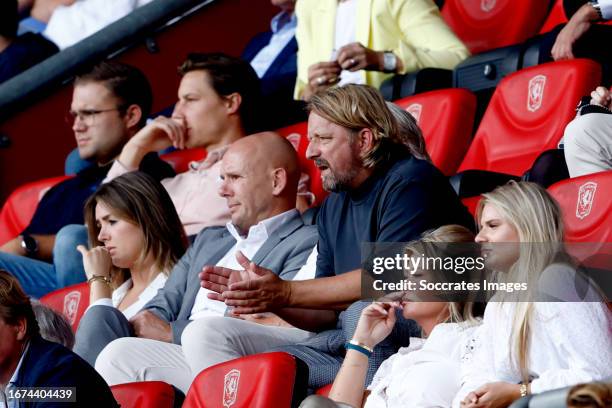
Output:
[
  {"xmin": 441, "ymin": 0, "xmax": 612, "ymax": 55},
  {"xmin": 0, "ymin": 59, "xmax": 602, "ymax": 245},
  {"xmin": 107, "ymin": 352, "xmax": 303, "ymax": 408}
]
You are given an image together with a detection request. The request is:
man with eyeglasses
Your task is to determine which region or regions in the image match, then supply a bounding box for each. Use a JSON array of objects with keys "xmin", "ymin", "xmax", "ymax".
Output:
[{"xmin": 0, "ymin": 61, "xmax": 174, "ymax": 298}]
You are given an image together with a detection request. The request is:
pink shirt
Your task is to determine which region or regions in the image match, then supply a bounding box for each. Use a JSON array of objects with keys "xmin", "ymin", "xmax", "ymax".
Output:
[{"xmin": 105, "ymin": 147, "xmax": 230, "ymax": 236}]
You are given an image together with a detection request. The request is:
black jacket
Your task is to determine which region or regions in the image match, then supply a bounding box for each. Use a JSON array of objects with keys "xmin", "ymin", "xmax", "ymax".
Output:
[{"xmin": 13, "ymin": 335, "xmax": 118, "ymax": 407}]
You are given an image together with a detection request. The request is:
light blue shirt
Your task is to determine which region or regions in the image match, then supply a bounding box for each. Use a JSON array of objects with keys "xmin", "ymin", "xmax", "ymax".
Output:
[
  {"xmin": 250, "ymin": 11, "xmax": 297, "ymax": 78},
  {"xmin": 4, "ymin": 342, "xmax": 30, "ymax": 408}
]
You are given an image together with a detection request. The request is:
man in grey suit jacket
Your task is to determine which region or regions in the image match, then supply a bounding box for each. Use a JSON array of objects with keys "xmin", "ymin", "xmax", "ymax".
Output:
[{"xmin": 74, "ymin": 133, "xmax": 317, "ymax": 393}]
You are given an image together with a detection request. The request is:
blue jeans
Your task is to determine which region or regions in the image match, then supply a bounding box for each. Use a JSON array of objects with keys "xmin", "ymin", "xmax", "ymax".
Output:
[
  {"xmin": 54, "ymin": 224, "xmax": 88, "ymax": 288},
  {"xmin": 0, "ymin": 252, "xmax": 56, "ymax": 298},
  {"xmin": 0, "ymin": 224, "xmax": 88, "ymax": 298}
]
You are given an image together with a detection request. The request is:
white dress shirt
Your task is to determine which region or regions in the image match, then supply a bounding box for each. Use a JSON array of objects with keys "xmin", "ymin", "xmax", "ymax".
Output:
[
  {"xmin": 601, "ymin": 0, "xmax": 612, "ymax": 19},
  {"xmin": 4, "ymin": 341, "xmax": 30, "ymax": 408},
  {"xmin": 189, "ymin": 209, "xmax": 299, "ymax": 320},
  {"xmin": 291, "ymin": 246, "xmax": 318, "ymax": 281},
  {"xmin": 87, "ymin": 273, "xmax": 167, "ymax": 320},
  {"xmin": 250, "ymin": 11, "xmax": 297, "ymax": 78}
]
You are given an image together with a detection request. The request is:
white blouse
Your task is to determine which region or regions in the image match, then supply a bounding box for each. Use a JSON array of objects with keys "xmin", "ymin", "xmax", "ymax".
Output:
[
  {"xmin": 365, "ymin": 322, "xmax": 481, "ymax": 408},
  {"xmin": 87, "ymin": 273, "xmax": 167, "ymax": 320},
  {"xmin": 452, "ymin": 301, "xmax": 612, "ymax": 407}
]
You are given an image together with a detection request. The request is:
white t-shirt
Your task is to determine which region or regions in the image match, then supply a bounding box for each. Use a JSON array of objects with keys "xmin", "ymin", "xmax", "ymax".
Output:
[{"xmin": 334, "ymin": 0, "xmax": 364, "ymax": 86}]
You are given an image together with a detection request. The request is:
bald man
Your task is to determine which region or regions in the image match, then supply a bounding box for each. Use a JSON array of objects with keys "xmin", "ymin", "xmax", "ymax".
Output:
[{"xmin": 75, "ymin": 133, "xmax": 318, "ymax": 393}]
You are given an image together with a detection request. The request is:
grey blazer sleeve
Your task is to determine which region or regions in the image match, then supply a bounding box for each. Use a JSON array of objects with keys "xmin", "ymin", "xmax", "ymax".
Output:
[
  {"xmin": 277, "ymin": 225, "xmax": 318, "ymax": 280},
  {"xmin": 143, "ymin": 239, "xmax": 195, "ymax": 342}
]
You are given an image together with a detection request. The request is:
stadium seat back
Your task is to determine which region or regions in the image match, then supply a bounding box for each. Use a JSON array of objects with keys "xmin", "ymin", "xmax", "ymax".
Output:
[
  {"xmin": 457, "ymin": 59, "xmax": 601, "ymax": 176},
  {"xmin": 110, "ymin": 381, "xmax": 175, "ymax": 408},
  {"xmin": 539, "ymin": 0, "xmax": 612, "ymax": 34},
  {"xmin": 548, "ymin": 171, "xmax": 611, "ymax": 245},
  {"xmin": 183, "ymin": 352, "xmax": 306, "ymax": 408},
  {"xmin": 539, "ymin": 0, "xmax": 567, "ymax": 34},
  {"xmin": 316, "ymin": 384, "xmax": 333, "ymax": 397},
  {"xmin": 441, "ymin": 0, "xmax": 549, "ymax": 54},
  {"xmin": 160, "ymin": 148, "xmax": 207, "ymax": 173},
  {"xmin": 394, "ymin": 89, "xmax": 476, "ymax": 176},
  {"xmin": 277, "ymin": 122, "xmax": 328, "ymax": 205},
  {"xmin": 40, "ymin": 282, "xmax": 90, "ymax": 332},
  {"xmin": 0, "ymin": 176, "xmax": 71, "ymax": 246}
]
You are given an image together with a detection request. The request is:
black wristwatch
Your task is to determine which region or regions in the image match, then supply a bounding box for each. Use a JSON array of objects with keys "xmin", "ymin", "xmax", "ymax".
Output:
[{"xmin": 20, "ymin": 234, "xmax": 39, "ymax": 257}]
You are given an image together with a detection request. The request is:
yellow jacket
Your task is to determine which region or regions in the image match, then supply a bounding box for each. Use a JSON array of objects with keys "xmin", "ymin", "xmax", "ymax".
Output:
[{"xmin": 294, "ymin": 0, "xmax": 470, "ymax": 99}]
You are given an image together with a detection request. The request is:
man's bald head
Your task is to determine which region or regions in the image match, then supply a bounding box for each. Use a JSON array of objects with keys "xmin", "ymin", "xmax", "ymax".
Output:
[
  {"xmin": 220, "ymin": 132, "xmax": 301, "ymax": 232},
  {"xmin": 226, "ymin": 132, "xmax": 301, "ymax": 198}
]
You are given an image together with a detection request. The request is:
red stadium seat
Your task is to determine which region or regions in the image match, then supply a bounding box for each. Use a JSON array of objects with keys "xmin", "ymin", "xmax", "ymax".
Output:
[
  {"xmin": 539, "ymin": 0, "xmax": 612, "ymax": 34},
  {"xmin": 277, "ymin": 122, "xmax": 328, "ymax": 206},
  {"xmin": 316, "ymin": 384, "xmax": 333, "ymax": 397},
  {"xmin": 110, "ymin": 381, "xmax": 175, "ymax": 408},
  {"xmin": 0, "ymin": 175, "xmax": 71, "ymax": 246},
  {"xmin": 548, "ymin": 171, "xmax": 611, "ymax": 245},
  {"xmin": 160, "ymin": 148, "xmax": 207, "ymax": 173},
  {"xmin": 394, "ymin": 89, "xmax": 476, "ymax": 176},
  {"xmin": 461, "ymin": 196, "xmax": 481, "ymax": 218},
  {"xmin": 457, "ymin": 59, "xmax": 601, "ymax": 176},
  {"xmin": 40, "ymin": 282, "xmax": 90, "ymax": 332},
  {"xmin": 183, "ymin": 352, "xmax": 307, "ymax": 408},
  {"xmin": 441, "ymin": 0, "xmax": 549, "ymax": 54},
  {"xmin": 539, "ymin": 0, "xmax": 568, "ymax": 34}
]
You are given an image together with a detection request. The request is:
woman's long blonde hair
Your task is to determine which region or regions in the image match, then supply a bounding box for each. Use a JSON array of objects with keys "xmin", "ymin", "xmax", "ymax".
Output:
[
  {"xmin": 476, "ymin": 181, "xmax": 565, "ymax": 382},
  {"xmin": 404, "ymin": 224, "xmax": 484, "ymax": 325}
]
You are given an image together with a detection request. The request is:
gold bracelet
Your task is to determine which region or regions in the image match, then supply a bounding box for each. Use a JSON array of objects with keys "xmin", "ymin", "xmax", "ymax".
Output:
[
  {"xmin": 87, "ymin": 275, "xmax": 112, "ymax": 286},
  {"xmin": 519, "ymin": 383, "xmax": 529, "ymax": 397},
  {"xmin": 348, "ymin": 339, "xmax": 373, "ymax": 353}
]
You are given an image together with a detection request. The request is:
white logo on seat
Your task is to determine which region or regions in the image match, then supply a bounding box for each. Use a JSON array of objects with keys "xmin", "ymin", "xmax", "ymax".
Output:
[
  {"xmin": 405, "ymin": 104, "xmax": 422, "ymax": 124},
  {"xmin": 576, "ymin": 181, "xmax": 597, "ymax": 219},
  {"xmin": 481, "ymin": 0, "xmax": 496, "ymax": 12},
  {"xmin": 286, "ymin": 133, "xmax": 301, "ymax": 151},
  {"xmin": 63, "ymin": 291, "xmax": 81, "ymax": 325},
  {"xmin": 223, "ymin": 369, "xmax": 240, "ymax": 407},
  {"xmin": 527, "ymin": 75, "xmax": 546, "ymax": 112}
]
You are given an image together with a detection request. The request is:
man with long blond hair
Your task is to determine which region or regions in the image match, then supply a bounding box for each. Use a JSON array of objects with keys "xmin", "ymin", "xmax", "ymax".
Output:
[{"xmin": 201, "ymin": 84, "xmax": 473, "ymax": 388}]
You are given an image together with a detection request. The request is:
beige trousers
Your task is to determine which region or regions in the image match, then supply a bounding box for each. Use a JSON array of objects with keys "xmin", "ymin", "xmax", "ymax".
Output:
[{"xmin": 95, "ymin": 317, "xmax": 314, "ymax": 394}]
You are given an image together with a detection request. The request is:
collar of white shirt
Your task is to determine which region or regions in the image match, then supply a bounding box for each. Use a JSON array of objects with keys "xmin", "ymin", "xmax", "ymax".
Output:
[
  {"xmin": 111, "ymin": 272, "xmax": 168, "ymax": 308},
  {"xmin": 225, "ymin": 209, "xmax": 299, "ymax": 243},
  {"xmin": 6, "ymin": 340, "xmax": 30, "ymax": 389}
]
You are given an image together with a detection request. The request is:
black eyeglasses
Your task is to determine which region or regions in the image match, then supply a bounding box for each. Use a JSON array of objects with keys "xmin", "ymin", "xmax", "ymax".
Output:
[{"xmin": 65, "ymin": 108, "xmax": 122, "ymax": 126}]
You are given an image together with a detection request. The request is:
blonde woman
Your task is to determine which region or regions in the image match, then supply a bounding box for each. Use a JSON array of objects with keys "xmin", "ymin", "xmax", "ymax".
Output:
[
  {"xmin": 455, "ymin": 181, "xmax": 612, "ymax": 408},
  {"xmin": 301, "ymin": 225, "xmax": 483, "ymax": 408}
]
